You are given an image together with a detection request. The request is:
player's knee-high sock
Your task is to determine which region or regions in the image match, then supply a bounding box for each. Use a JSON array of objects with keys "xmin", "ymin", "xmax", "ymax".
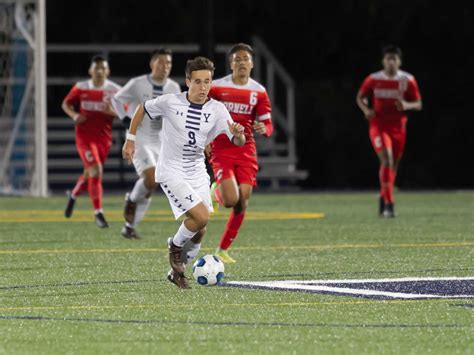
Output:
[
  {"xmin": 88, "ymin": 176, "xmax": 103, "ymax": 212},
  {"xmin": 71, "ymin": 175, "xmax": 88, "ymax": 198},
  {"xmin": 380, "ymin": 165, "xmax": 393, "ymax": 204},
  {"xmin": 183, "ymin": 240, "xmax": 201, "ymax": 265},
  {"xmin": 130, "ymin": 178, "xmax": 151, "ymax": 203},
  {"xmin": 132, "ymin": 197, "xmax": 152, "ymax": 227},
  {"xmin": 172, "ymin": 222, "xmax": 197, "ymax": 247},
  {"xmin": 219, "ymin": 211, "xmax": 245, "ymax": 250}
]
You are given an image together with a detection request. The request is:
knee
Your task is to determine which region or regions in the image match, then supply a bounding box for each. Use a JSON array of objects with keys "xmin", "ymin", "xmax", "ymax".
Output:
[
  {"xmin": 87, "ymin": 165, "xmax": 102, "ymax": 178},
  {"xmin": 234, "ymin": 199, "xmax": 248, "ymax": 214}
]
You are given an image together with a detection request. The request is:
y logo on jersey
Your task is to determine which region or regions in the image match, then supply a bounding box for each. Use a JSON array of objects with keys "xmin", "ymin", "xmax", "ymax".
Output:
[{"xmin": 203, "ymin": 113, "xmax": 211, "ymax": 123}]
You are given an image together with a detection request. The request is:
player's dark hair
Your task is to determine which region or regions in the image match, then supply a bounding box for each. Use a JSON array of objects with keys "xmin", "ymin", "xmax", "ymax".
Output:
[
  {"xmin": 150, "ymin": 48, "xmax": 173, "ymax": 61},
  {"xmin": 228, "ymin": 43, "xmax": 254, "ymax": 61},
  {"xmin": 382, "ymin": 45, "xmax": 402, "ymax": 59},
  {"xmin": 91, "ymin": 55, "xmax": 107, "ymax": 64},
  {"xmin": 185, "ymin": 56, "xmax": 215, "ymax": 79}
]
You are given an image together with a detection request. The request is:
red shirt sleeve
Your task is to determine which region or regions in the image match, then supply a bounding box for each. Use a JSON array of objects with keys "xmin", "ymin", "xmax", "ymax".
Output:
[
  {"xmin": 256, "ymin": 91, "xmax": 273, "ymax": 136},
  {"xmin": 405, "ymin": 78, "xmax": 422, "ymax": 102},
  {"xmin": 63, "ymin": 85, "xmax": 80, "ymax": 107},
  {"xmin": 359, "ymin": 76, "xmax": 374, "ymax": 97}
]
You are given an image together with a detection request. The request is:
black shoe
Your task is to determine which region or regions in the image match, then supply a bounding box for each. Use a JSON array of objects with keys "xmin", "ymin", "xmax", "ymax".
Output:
[
  {"xmin": 379, "ymin": 196, "xmax": 385, "ymax": 216},
  {"xmin": 168, "ymin": 237, "xmax": 185, "ymax": 274},
  {"xmin": 64, "ymin": 190, "xmax": 76, "ymax": 218},
  {"xmin": 123, "ymin": 192, "xmax": 137, "ymax": 224},
  {"xmin": 383, "ymin": 203, "xmax": 395, "ymax": 218},
  {"xmin": 94, "ymin": 212, "xmax": 109, "ymax": 228},
  {"xmin": 121, "ymin": 225, "xmax": 140, "ymax": 239}
]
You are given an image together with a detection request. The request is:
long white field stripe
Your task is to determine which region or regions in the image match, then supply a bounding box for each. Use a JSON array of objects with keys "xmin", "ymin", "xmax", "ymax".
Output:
[{"xmin": 277, "ymin": 276, "xmax": 474, "ymax": 284}]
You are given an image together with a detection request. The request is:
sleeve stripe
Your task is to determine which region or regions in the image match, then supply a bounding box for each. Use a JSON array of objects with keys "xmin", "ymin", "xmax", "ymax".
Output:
[
  {"xmin": 258, "ymin": 113, "xmax": 271, "ymax": 121},
  {"xmin": 143, "ymin": 102, "xmax": 154, "ymax": 120}
]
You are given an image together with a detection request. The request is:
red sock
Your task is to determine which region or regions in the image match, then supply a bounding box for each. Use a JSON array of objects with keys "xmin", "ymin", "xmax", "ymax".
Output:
[
  {"xmin": 379, "ymin": 166, "xmax": 394, "ymax": 204},
  {"xmin": 71, "ymin": 175, "xmax": 88, "ymax": 198},
  {"xmin": 219, "ymin": 211, "xmax": 245, "ymax": 250},
  {"xmin": 88, "ymin": 176, "xmax": 103, "ymax": 210}
]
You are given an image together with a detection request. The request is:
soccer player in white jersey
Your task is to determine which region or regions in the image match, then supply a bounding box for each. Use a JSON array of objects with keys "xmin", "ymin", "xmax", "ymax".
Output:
[
  {"xmin": 112, "ymin": 49, "xmax": 181, "ymax": 239},
  {"xmin": 122, "ymin": 57, "xmax": 245, "ymax": 289}
]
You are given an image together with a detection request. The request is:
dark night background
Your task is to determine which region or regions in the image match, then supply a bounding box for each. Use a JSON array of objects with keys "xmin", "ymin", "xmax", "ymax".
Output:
[{"xmin": 46, "ymin": 0, "xmax": 473, "ymax": 189}]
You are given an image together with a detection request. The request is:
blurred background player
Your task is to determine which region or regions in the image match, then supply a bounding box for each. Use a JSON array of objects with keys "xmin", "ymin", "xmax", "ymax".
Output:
[
  {"xmin": 208, "ymin": 43, "xmax": 273, "ymax": 263},
  {"xmin": 62, "ymin": 55, "xmax": 121, "ymax": 227},
  {"xmin": 112, "ymin": 48, "xmax": 181, "ymax": 239},
  {"xmin": 122, "ymin": 57, "xmax": 245, "ymax": 288},
  {"xmin": 356, "ymin": 45, "xmax": 422, "ymax": 217}
]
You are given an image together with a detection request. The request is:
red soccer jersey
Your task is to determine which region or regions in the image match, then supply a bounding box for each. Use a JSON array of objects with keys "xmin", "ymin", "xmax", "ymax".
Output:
[
  {"xmin": 64, "ymin": 79, "xmax": 121, "ymax": 146},
  {"xmin": 209, "ymin": 75, "xmax": 272, "ymax": 162},
  {"xmin": 359, "ymin": 70, "xmax": 421, "ymax": 124}
]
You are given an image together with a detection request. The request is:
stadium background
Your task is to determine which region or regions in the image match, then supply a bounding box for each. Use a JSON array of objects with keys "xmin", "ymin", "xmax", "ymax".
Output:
[{"xmin": 46, "ymin": 0, "xmax": 473, "ymax": 189}]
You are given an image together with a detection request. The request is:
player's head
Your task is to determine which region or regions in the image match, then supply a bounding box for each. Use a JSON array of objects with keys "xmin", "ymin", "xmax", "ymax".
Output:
[
  {"xmin": 228, "ymin": 43, "xmax": 254, "ymax": 79},
  {"xmin": 150, "ymin": 48, "xmax": 173, "ymax": 81},
  {"xmin": 185, "ymin": 56, "xmax": 215, "ymax": 104},
  {"xmin": 88, "ymin": 55, "xmax": 109, "ymax": 83},
  {"xmin": 381, "ymin": 45, "xmax": 402, "ymax": 75}
]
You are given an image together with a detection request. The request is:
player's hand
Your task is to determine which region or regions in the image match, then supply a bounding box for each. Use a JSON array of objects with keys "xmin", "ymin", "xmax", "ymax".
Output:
[
  {"xmin": 122, "ymin": 140, "xmax": 135, "ymax": 165},
  {"xmin": 227, "ymin": 120, "xmax": 244, "ymax": 137},
  {"xmin": 73, "ymin": 113, "xmax": 87, "ymax": 125},
  {"xmin": 395, "ymin": 100, "xmax": 408, "ymax": 111},
  {"xmin": 103, "ymin": 101, "xmax": 118, "ymax": 117},
  {"xmin": 253, "ymin": 121, "xmax": 267, "ymax": 135},
  {"xmin": 364, "ymin": 109, "xmax": 375, "ymax": 120}
]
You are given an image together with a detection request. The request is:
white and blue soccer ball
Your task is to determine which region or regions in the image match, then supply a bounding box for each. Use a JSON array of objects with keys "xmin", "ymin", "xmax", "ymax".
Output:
[{"xmin": 192, "ymin": 254, "xmax": 225, "ymax": 286}]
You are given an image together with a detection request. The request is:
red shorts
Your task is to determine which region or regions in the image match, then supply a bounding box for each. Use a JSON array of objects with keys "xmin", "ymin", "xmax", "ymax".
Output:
[
  {"xmin": 76, "ymin": 141, "xmax": 111, "ymax": 168},
  {"xmin": 211, "ymin": 157, "xmax": 258, "ymax": 187},
  {"xmin": 369, "ymin": 121, "xmax": 407, "ymax": 161}
]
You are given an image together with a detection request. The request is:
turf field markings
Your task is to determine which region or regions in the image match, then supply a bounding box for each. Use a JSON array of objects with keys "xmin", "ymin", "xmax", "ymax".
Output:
[
  {"xmin": 0, "ymin": 315, "xmax": 471, "ymax": 329},
  {"xmin": 0, "ymin": 241, "xmax": 472, "ymax": 255}
]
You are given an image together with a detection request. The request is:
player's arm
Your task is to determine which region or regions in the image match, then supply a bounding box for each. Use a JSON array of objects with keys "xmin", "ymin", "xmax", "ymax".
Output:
[
  {"xmin": 253, "ymin": 91, "xmax": 273, "ymax": 136},
  {"xmin": 112, "ymin": 81, "xmax": 135, "ymax": 127},
  {"xmin": 395, "ymin": 99, "xmax": 422, "ymax": 111},
  {"xmin": 121, "ymin": 104, "xmax": 145, "ymax": 164},
  {"xmin": 62, "ymin": 86, "xmax": 87, "ymax": 125},
  {"xmin": 356, "ymin": 76, "xmax": 375, "ymax": 120},
  {"xmin": 396, "ymin": 78, "xmax": 423, "ymax": 112},
  {"xmin": 228, "ymin": 121, "xmax": 245, "ymax": 146}
]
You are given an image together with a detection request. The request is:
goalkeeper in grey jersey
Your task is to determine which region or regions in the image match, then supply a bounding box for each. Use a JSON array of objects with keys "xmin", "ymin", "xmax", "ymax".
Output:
[{"xmin": 112, "ymin": 48, "xmax": 181, "ymax": 239}]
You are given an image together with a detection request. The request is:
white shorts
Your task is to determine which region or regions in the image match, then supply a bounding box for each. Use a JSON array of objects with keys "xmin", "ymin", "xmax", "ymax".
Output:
[
  {"xmin": 160, "ymin": 177, "xmax": 213, "ymax": 220},
  {"xmin": 133, "ymin": 143, "xmax": 159, "ymax": 176}
]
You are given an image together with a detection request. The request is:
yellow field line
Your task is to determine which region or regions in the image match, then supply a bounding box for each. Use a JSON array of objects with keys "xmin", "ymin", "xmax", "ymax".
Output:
[
  {"xmin": 0, "ymin": 210, "xmax": 324, "ymax": 222},
  {"xmin": 0, "ymin": 298, "xmax": 454, "ymax": 312},
  {"xmin": 0, "ymin": 242, "xmax": 472, "ymax": 255}
]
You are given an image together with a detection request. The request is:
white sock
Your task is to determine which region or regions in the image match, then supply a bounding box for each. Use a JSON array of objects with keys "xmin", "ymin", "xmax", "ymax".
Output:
[
  {"xmin": 94, "ymin": 209, "xmax": 103, "ymax": 215},
  {"xmin": 133, "ymin": 197, "xmax": 151, "ymax": 227},
  {"xmin": 172, "ymin": 222, "xmax": 197, "ymax": 247},
  {"xmin": 183, "ymin": 241, "xmax": 201, "ymax": 265},
  {"xmin": 129, "ymin": 178, "xmax": 150, "ymax": 203}
]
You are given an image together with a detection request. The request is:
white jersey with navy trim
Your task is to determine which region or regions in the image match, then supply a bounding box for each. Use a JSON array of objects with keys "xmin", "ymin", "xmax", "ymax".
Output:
[
  {"xmin": 112, "ymin": 75, "xmax": 181, "ymax": 142},
  {"xmin": 143, "ymin": 92, "xmax": 235, "ymax": 182}
]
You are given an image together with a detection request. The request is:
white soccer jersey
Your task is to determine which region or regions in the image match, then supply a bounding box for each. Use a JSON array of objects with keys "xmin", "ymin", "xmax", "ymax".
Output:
[
  {"xmin": 112, "ymin": 75, "xmax": 181, "ymax": 142},
  {"xmin": 143, "ymin": 92, "xmax": 235, "ymax": 182}
]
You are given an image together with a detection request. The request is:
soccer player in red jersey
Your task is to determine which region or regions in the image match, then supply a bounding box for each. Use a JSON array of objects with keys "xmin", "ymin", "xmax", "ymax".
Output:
[
  {"xmin": 356, "ymin": 45, "xmax": 422, "ymax": 217},
  {"xmin": 208, "ymin": 43, "xmax": 273, "ymax": 262},
  {"xmin": 62, "ymin": 55, "xmax": 121, "ymax": 227}
]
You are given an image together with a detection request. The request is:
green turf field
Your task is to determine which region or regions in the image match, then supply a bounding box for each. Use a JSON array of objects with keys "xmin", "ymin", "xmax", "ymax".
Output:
[{"xmin": 0, "ymin": 192, "xmax": 472, "ymax": 354}]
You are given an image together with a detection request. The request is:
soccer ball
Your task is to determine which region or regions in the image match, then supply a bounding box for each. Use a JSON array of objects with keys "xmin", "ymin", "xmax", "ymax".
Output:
[{"xmin": 192, "ymin": 254, "xmax": 225, "ymax": 286}]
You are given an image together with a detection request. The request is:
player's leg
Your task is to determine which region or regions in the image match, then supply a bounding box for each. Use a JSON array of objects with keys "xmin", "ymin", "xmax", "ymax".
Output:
[
  {"xmin": 65, "ymin": 169, "xmax": 89, "ymax": 218},
  {"xmin": 385, "ymin": 125, "xmax": 407, "ymax": 217},
  {"xmin": 216, "ymin": 165, "xmax": 256, "ymax": 263},
  {"xmin": 210, "ymin": 160, "xmax": 239, "ymax": 209}
]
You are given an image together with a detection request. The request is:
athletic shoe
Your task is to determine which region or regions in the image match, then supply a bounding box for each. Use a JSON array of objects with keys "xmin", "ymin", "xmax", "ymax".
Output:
[
  {"xmin": 121, "ymin": 225, "xmax": 140, "ymax": 239},
  {"xmin": 64, "ymin": 190, "xmax": 76, "ymax": 218},
  {"xmin": 167, "ymin": 268, "xmax": 191, "ymax": 289},
  {"xmin": 168, "ymin": 238, "xmax": 185, "ymax": 274},
  {"xmin": 215, "ymin": 249, "xmax": 236, "ymax": 263},
  {"xmin": 123, "ymin": 192, "xmax": 137, "ymax": 224},
  {"xmin": 379, "ymin": 196, "xmax": 385, "ymax": 216},
  {"xmin": 210, "ymin": 182, "xmax": 220, "ymax": 213},
  {"xmin": 383, "ymin": 203, "xmax": 396, "ymax": 218},
  {"xmin": 94, "ymin": 212, "xmax": 109, "ymax": 228}
]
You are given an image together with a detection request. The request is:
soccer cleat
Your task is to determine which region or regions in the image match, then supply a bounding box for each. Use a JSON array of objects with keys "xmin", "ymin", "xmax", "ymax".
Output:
[
  {"xmin": 215, "ymin": 249, "xmax": 236, "ymax": 264},
  {"xmin": 121, "ymin": 225, "xmax": 140, "ymax": 239},
  {"xmin": 123, "ymin": 192, "xmax": 137, "ymax": 224},
  {"xmin": 210, "ymin": 182, "xmax": 220, "ymax": 213},
  {"xmin": 379, "ymin": 196, "xmax": 385, "ymax": 216},
  {"xmin": 167, "ymin": 268, "xmax": 191, "ymax": 289},
  {"xmin": 64, "ymin": 190, "xmax": 76, "ymax": 218},
  {"xmin": 94, "ymin": 212, "xmax": 109, "ymax": 228},
  {"xmin": 168, "ymin": 238, "xmax": 185, "ymax": 274},
  {"xmin": 382, "ymin": 203, "xmax": 396, "ymax": 218}
]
